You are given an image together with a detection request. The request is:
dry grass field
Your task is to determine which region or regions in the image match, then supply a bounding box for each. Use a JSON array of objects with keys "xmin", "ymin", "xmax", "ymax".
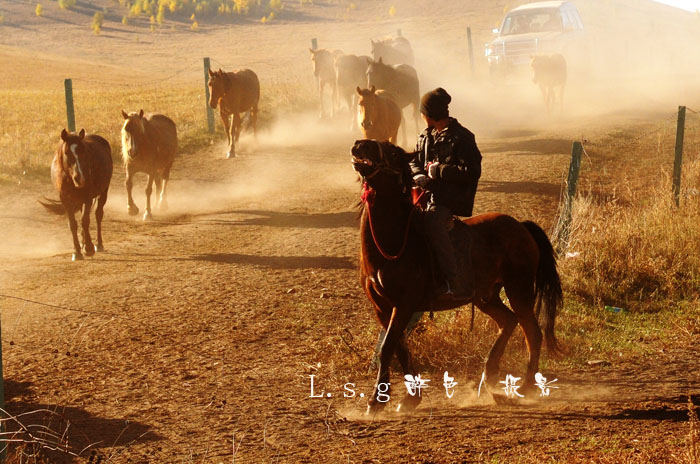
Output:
[{"xmin": 1, "ymin": 0, "xmax": 700, "ymax": 462}]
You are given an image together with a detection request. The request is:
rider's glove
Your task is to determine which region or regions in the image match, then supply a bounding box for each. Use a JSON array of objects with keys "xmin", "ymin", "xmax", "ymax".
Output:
[
  {"xmin": 427, "ymin": 162, "xmax": 440, "ymax": 179},
  {"xmin": 413, "ymin": 174, "xmax": 429, "ymax": 188}
]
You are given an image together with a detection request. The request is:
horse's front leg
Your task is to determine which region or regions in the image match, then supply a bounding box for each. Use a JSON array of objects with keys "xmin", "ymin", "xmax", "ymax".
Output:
[
  {"xmin": 227, "ymin": 113, "xmax": 241, "ymax": 159},
  {"xmin": 318, "ymin": 79, "xmax": 326, "ymax": 118},
  {"xmin": 143, "ymin": 174, "xmax": 154, "ymax": 221},
  {"xmin": 67, "ymin": 208, "xmax": 82, "ymax": 261},
  {"xmin": 220, "ymin": 110, "xmax": 232, "ymax": 158},
  {"xmin": 125, "ymin": 165, "xmax": 139, "ymax": 216},
  {"xmin": 395, "ymin": 328, "xmax": 422, "ymax": 413},
  {"xmin": 158, "ymin": 168, "xmax": 170, "ymax": 211},
  {"xmin": 95, "ymin": 190, "xmax": 108, "ymax": 252},
  {"xmin": 367, "ymin": 306, "xmax": 413, "ymax": 415},
  {"xmin": 81, "ymin": 199, "xmax": 95, "ymax": 257}
]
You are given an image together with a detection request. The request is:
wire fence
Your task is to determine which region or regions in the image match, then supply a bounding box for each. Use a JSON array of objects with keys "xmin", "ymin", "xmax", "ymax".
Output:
[{"xmin": 551, "ymin": 106, "xmax": 700, "ymax": 251}]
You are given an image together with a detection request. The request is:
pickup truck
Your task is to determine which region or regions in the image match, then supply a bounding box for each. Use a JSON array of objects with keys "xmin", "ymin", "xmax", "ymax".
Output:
[{"xmin": 485, "ymin": 1, "xmax": 587, "ymax": 78}]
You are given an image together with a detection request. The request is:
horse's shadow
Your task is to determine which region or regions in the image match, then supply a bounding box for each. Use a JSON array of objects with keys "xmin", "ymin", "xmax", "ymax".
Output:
[
  {"xmin": 479, "ymin": 180, "xmax": 560, "ymax": 196},
  {"xmin": 192, "ymin": 209, "xmax": 357, "ymax": 229},
  {"xmin": 182, "ymin": 253, "xmax": 354, "ymax": 270},
  {"xmin": 2, "ymin": 379, "xmax": 161, "ymax": 462},
  {"xmin": 483, "ymin": 138, "xmax": 573, "ymax": 155}
]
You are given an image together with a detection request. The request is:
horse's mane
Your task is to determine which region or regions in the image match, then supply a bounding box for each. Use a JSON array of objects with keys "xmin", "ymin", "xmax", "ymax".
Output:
[{"xmin": 356, "ymin": 141, "xmax": 415, "ymax": 217}]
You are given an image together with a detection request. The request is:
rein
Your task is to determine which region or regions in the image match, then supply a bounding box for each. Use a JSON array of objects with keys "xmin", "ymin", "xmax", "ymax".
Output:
[{"xmin": 361, "ymin": 169, "xmax": 426, "ymax": 261}]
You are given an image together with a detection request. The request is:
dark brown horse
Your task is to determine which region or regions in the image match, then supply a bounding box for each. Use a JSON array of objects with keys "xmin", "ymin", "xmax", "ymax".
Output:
[
  {"xmin": 351, "ymin": 139, "xmax": 562, "ymax": 414},
  {"xmin": 366, "ymin": 58, "xmax": 420, "ymax": 145},
  {"xmin": 40, "ymin": 129, "xmax": 112, "ymax": 261},
  {"xmin": 121, "ymin": 109, "xmax": 178, "ymax": 220},
  {"xmin": 356, "ymin": 86, "xmax": 402, "ymax": 144},
  {"xmin": 371, "ymin": 36, "xmax": 415, "ymax": 66},
  {"xmin": 208, "ymin": 67, "xmax": 260, "ymax": 159}
]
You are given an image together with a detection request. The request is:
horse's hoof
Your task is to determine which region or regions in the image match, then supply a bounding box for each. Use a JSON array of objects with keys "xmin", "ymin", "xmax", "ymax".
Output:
[
  {"xmin": 143, "ymin": 211, "xmax": 153, "ymax": 221},
  {"xmin": 84, "ymin": 245, "xmax": 95, "ymax": 257},
  {"xmin": 95, "ymin": 244, "xmax": 105, "ymax": 253},
  {"xmin": 226, "ymin": 152, "xmax": 236, "ymax": 159},
  {"xmin": 396, "ymin": 394, "xmax": 421, "ymax": 413},
  {"xmin": 128, "ymin": 205, "xmax": 139, "ymax": 216},
  {"xmin": 158, "ymin": 201, "xmax": 168, "ymax": 211},
  {"xmin": 72, "ymin": 253, "xmax": 84, "ymax": 262},
  {"xmin": 365, "ymin": 400, "xmax": 387, "ymax": 416}
]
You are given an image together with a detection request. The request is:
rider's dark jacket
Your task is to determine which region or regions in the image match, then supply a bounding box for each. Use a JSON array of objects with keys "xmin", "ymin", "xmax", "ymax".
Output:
[{"xmin": 409, "ymin": 118, "xmax": 482, "ymax": 216}]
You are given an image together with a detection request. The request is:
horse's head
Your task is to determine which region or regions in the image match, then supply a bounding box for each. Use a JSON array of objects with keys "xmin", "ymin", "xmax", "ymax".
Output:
[
  {"xmin": 366, "ymin": 57, "xmax": 388, "ymax": 88},
  {"xmin": 59, "ymin": 128, "xmax": 88, "ymax": 189},
  {"xmin": 356, "ymin": 86, "xmax": 378, "ymax": 131},
  {"xmin": 309, "ymin": 49, "xmax": 332, "ymax": 78},
  {"xmin": 121, "ymin": 109, "xmax": 145, "ymax": 160},
  {"xmin": 207, "ymin": 68, "xmax": 229, "ymax": 109},
  {"xmin": 351, "ymin": 139, "xmax": 413, "ymax": 195}
]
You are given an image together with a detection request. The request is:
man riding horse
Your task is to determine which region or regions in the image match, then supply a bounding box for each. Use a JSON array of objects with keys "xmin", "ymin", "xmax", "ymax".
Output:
[{"xmin": 410, "ymin": 88, "xmax": 482, "ymax": 300}]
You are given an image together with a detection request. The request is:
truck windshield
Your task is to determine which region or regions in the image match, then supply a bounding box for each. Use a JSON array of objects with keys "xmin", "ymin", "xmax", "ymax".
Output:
[{"xmin": 501, "ymin": 9, "xmax": 563, "ymax": 35}]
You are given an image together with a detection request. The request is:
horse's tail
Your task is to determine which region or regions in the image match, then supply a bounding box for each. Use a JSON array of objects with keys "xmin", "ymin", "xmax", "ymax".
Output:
[
  {"xmin": 521, "ymin": 220, "xmax": 563, "ymax": 356},
  {"xmin": 39, "ymin": 198, "xmax": 66, "ymax": 215}
]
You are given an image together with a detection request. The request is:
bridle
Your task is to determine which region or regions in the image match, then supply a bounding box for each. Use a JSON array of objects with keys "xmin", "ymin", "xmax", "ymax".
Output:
[{"xmin": 357, "ymin": 142, "xmax": 425, "ymax": 260}]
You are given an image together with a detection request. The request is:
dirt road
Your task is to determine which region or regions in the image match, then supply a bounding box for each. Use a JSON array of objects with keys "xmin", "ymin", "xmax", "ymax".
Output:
[{"xmin": 1, "ymin": 118, "xmax": 698, "ymax": 462}]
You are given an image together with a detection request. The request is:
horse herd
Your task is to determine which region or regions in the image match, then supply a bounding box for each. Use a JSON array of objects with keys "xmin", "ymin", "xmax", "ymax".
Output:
[
  {"xmin": 310, "ymin": 35, "xmax": 421, "ymax": 144},
  {"xmin": 37, "ymin": 35, "xmax": 565, "ymax": 410}
]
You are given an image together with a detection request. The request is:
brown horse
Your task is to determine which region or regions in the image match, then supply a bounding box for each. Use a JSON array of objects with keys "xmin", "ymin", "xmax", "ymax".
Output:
[
  {"xmin": 309, "ymin": 48, "xmax": 342, "ymax": 118},
  {"xmin": 335, "ymin": 54, "xmax": 369, "ymax": 129},
  {"xmin": 366, "ymin": 58, "xmax": 420, "ymax": 144},
  {"xmin": 531, "ymin": 54, "xmax": 567, "ymax": 114},
  {"xmin": 40, "ymin": 129, "xmax": 112, "ymax": 261},
  {"xmin": 371, "ymin": 36, "xmax": 415, "ymax": 66},
  {"xmin": 208, "ymin": 67, "xmax": 260, "ymax": 159},
  {"xmin": 356, "ymin": 86, "xmax": 402, "ymax": 144},
  {"xmin": 121, "ymin": 109, "xmax": 178, "ymax": 221},
  {"xmin": 351, "ymin": 139, "xmax": 562, "ymax": 414}
]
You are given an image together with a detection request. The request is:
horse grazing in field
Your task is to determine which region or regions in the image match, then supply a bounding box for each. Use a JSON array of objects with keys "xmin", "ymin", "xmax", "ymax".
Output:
[
  {"xmin": 371, "ymin": 36, "xmax": 415, "ymax": 66},
  {"xmin": 309, "ymin": 48, "xmax": 343, "ymax": 118},
  {"xmin": 351, "ymin": 139, "xmax": 563, "ymax": 414},
  {"xmin": 356, "ymin": 86, "xmax": 402, "ymax": 144},
  {"xmin": 40, "ymin": 129, "xmax": 113, "ymax": 261},
  {"xmin": 335, "ymin": 54, "xmax": 370, "ymax": 129},
  {"xmin": 531, "ymin": 54, "xmax": 567, "ymax": 114},
  {"xmin": 121, "ymin": 109, "xmax": 178, "ymax": 221},
  {"xmin": 208, "ymin": 67, "xmax": 260, "ymax": 159},
  {"xmin": 366, "ymin": 58, "xmax": 420, "ymax": 144}
]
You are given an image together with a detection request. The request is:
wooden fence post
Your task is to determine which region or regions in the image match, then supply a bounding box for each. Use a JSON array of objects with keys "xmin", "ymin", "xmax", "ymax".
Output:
[
  {"xmin": 311, "ymin": 38, "xmax": 318, "ymax": 51},
  {"xmin": 672, "ymin": 106, "xmax": 686, "ymax": 207},
  {"xmin": 64, "ymin": 79, "xmax": 76, "ymax": 133},
  {"xmin": 555, "ymin": 141, "xmax": 583, "ymax": 252},
  {"xmin": 467, "ymin": 27, "xmax": 475, "ymax": 76},
  {"xmin": 203, "ymin": 58, "xmax": 215, "ymax": 134}
]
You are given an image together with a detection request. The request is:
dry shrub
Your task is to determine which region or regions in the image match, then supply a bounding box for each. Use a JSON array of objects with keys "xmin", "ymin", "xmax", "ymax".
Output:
[{"xmin": 561, "ymin": 157, "xmax": 700, "ymax": 312}]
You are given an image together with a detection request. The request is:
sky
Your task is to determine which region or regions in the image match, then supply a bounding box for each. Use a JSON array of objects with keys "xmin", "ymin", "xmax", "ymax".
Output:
[{"xmin": 653, "ymin": 0, "xmax": 700, "ymax": 11}]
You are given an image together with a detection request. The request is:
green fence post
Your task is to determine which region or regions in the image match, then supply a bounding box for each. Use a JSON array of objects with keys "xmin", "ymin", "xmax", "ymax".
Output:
[
  {"xmin": 311, "ymin": 38, "xmax": 318, "ymax": 51},
  {"xmin": 672, "ymin": 106, "xmax": 686, "ymax": 207},
  {"xmin": 64, "ymin": 78, "xmax": 76, "ymax": 133},
  {"xmin": 556, "ymin": 141, "xmax": 583, "ymax": 252},
  {"xmin": 467, "ymin": 27, "xmax": 475, "ymax": 76},
  {"xmin": 203, "ymin": 58, "xmax": 215, "ymax": 134}
]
